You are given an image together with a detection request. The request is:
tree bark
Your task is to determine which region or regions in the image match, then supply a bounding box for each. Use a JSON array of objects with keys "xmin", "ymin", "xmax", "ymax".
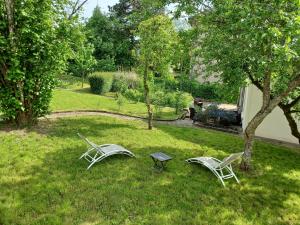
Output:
[
  {"xmin": 246, "ymin": 67, "xmax": 300, "ymax": 145},
  {"xmin": 241, "ymin": 75, "xmax": 300, "ymax": 170},
  {"xmin": 279, "ymin": 102, "xmax": 300, "ymax": 144},
  {"xmin": 143, "ymin": 61, "xmax": 153, "ymax": 130},
  {"xmin": 4, "ymin": 0, "xmax": 30, "ymax": 127},
  {"xmin": 82, "ymin": 72, "xmax": 84, "ymax": 88}
]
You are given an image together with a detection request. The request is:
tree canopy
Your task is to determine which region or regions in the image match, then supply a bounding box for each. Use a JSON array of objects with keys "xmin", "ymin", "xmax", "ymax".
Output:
[
  {"xmin": 0, "ymin": 0, "xmax": 76, "ymax": 125},
  {"xmin": 172, "ymin": 0, "xmax": 300, "ymax": 168},
  {"xmin": 137, "ymin": 15, "xmax": 178, "ymax": 129}
]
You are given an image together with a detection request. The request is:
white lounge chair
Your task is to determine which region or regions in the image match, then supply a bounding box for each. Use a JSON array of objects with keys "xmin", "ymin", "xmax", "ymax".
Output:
[
  {"xmin": 78, "ymin": 133, "xmax": 135, "ymax": 170},
  {"xmin": 186, "ymin": 152, "xmax": 243, "ymax": 187}
]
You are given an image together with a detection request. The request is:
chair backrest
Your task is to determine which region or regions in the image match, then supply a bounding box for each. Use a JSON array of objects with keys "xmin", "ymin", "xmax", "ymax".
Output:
[
  {"xmin": 219, "ymin": 152, "xmax": 244, "ymax": 168},
  {"xmin": 77, "ymin": 133, "xmax": 99, "ymax": 149}
]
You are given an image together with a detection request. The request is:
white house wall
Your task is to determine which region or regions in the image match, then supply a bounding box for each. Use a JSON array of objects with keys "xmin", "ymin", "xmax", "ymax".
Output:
[{"xmin": 242, "ymin": 85, "xmax": 300, "ymax": 144}]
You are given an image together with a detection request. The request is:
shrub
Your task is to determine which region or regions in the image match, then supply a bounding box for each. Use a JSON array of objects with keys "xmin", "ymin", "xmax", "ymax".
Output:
[
  {"xmin": 88, "ymin": 72, "xmax": 113, "ymax": 94},
  {"xmin": 151, "ymin": 90, "xmax": 193, "ymax": 115},
  {"xmin": 95, "ymin": 58, "xmax": 116, "ymax": 71},
  {"xmin": 124, "ymin": 89, "xmax": 144, "ymax": 103},
  {"xmin": 111, "ymin": 76, "xmax": 128, "ymax": 93},
  {"xmin": 174, "ymin": 91, "xmax": 193, "ymax": 114},
  {"xmin": 163, "ymin": 75, "xmax": 239, "ymax": 103},
  {"xmin": 116, "ymin": 93, "xmax": 126, "ymax": 110},
  {"xmin": 194, "ymin": 104, "xmax": 239, "ymax": 126},
  {"xmin": 111, "ymin": 72, "xmax": 140, "ymax": 92}
]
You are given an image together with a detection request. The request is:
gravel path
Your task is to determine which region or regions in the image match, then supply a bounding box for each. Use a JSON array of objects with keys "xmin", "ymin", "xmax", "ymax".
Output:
[{"xmin": 44, "ymin": 111, "xmax": 195, "ymax": 127}]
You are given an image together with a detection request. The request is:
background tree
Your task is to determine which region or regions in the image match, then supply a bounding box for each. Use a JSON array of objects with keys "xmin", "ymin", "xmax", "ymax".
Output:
[
  {"xmin": 137, "ymin": 15, "xmax": 177, "ymax": 129},
  {"xmin": 86, "ymin": 6, "xmax": 116, "ymax": 71},
  {"xmin": 172, "ymin": 0, "xmax": 300, "ymax": 169},
  {"xmin": 67, "ymin": 25, "xmax": 96, "ymax": 87},
  {"xmin": 108, "ymin": 0, "xmax": 140, "ymax": 69},
  {"xmin": 0, "ymin": 0, "xmax": 75, "ymax": 126}
]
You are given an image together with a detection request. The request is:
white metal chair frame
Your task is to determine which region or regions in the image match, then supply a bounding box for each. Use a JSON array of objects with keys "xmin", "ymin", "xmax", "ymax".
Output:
[
  {"xmin": 78, "ymin": 133, "xmax": 135, "ymax": 170},
  {"xmin": 186, "ymin": 152, "xmax": 243, "ymax": 187}
]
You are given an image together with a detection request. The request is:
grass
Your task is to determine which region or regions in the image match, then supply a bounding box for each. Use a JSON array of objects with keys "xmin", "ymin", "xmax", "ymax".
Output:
[
  {"xmin": 0, "ymin": 116, "xmax": 299, "ymax": 225},
  {"xmin": 51, "ymin": 74, "xmax": 178, "ymax": 120},
  {"xmin": 51, "ymin": 89, "xmax": 177, "ymax": 120}
]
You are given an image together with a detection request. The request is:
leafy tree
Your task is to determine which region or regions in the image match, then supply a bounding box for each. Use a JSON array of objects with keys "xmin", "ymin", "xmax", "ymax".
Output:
[
  {"xmin": 108, "ymin": 0, "xmax": 167, "ymax": 70},
  {"xmin": 0, "ymin": 0, "xmax": 74, "ymax": 126},
  {"xmin": 137, "ymin": 15, "xmax": 177, "ymax": 129},
  {"xmin": 86, "ymin": 6, "xmax": 116, "ymax": 71},
  {"xmin": 108, "ymin": 0, "xmax": 139, "ymax": 69},
  {"xmin": 172, "ymin": 29, "xmax": 196, "ymax": 75},
  {"xmin": 66, "ymin": 24, "xmax": 96, "ymax": 87},
  {"xmin": 173, "ymin": 0, "xmax": 300, "ymax": 169}
]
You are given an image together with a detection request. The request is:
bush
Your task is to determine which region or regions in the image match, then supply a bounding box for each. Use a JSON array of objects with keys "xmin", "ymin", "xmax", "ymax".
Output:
[
  {"xmin": 160, "ymin": 75, "xmax": 239, "ymax": 103},
  {"xmin": 174, "ymin": 91, "xmax": 193, "ymax": 114},
  {"xmin": 124, "ymin": 89, "xmax": 144, "ymax": 103},
  {"xmin": 111, "ymin": 77, "xmax": 128, "ymax": 93},
  {"xmin": 111, "ymin": 72, "xmax": 140, "ymax": 92},
  {"xmin": 95, "ymin": 58, "xmax": 116, "ymax": 72},
  {"xmin": 151, "ymin": 90, "xmax": 193, "ymax": 115},
  {"xmin": 116, "ymin": 93, "xmax": 126, "ymax": 110},
  {"xmin": 88, "ymin": 72, "xmax": 113, "ymax": 94},
  {"xmin": 194, "ymin": 104, "xmax": 239, "ymax": 126}
]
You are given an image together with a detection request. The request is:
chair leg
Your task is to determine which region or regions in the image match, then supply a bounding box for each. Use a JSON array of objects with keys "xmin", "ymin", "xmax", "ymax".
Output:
[
  {"xmin": 226, "ymin": 165, "xmax": 240, "ymax": 184},
  {"xmin": 208, "ymin": 167, "xmax": 226, "ymax": 187},
  {"xmin": 79, "ymin": 147, "xmax": 95, "ymax": 159},
  {"xmin": 213, "ymin": 169, "xmax": 226, "ymax": 187},
  {"xmin": 86, "ymin": 155, "xmax": 106, "ymax": 170}
]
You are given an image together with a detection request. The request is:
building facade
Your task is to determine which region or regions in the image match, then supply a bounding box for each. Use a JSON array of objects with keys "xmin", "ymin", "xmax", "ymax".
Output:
[{"xmin": 240, "ymin": 85, "xmax": 300, "ymax": 144}]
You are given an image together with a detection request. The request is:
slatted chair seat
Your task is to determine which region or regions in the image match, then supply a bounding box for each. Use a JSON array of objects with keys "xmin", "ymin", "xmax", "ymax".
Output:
[{"xmin": 186, "ymin": 152, "xmax": 243, "ymax": 187}]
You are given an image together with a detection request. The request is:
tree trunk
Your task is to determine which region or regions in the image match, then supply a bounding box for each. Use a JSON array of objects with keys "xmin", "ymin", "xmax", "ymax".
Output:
[
  {"xmin": 241, "ymin": 75, "xmax": 300, "ymax": 170},
  {"xmin": 240, "ymin": 110, "xmax": 269, "ymax": 170},
  {"xmin": 143, "ymin": 61, "xmax": 153, "ymax": 130},
  {"xmin": 82, "ymin": 72, "xmax": 84, "ymax": 88},
  {"xmin": 279, "ymin": 103, "xmax": 300, "ymax": 144}
]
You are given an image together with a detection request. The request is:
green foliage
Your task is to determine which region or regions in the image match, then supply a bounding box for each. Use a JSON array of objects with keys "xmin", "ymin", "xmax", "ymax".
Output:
[
  {"xmin": 182, "ymin": 0, "xmax": 300, "ymax": 100},
  {"xmin": 162, "ymin": 75, "xmax": 239, "ymax": 103},
  {"xmin": 0, "ymin": 0, "xmax": 73, "ymax": 125},
  {"xmin": 137, "ymin": 15, "xmax": 178, "ymax": 76},
  {"xmin": 174, "ymin": 91, "xmax": 193, "ymax": 114},
  {"xmin": 116, "ymin": 93, "xmax": 126, "ymax": 110},
  {"xmin": 96, "ymin": 57, "xmax": 117, "ymax": 72},
  {"xmin": 172, "ymin": 29, "xmax": 197, "ymax": 74},
  {"xmin": 67, "ymin": 24, "xmax": 96, "ymax": 79},
  {"xmin": 86, "ymin": 6, "xmax": 117, "ymax": 71},
  {"xmin": 88, "ymin": 72, "xmax": 113, "ymax": 94},
  {"xmin": 152, "ymin": 90, "xmax": 193, "ymax": 114},
  {"xmin": 111, "ymin": 72, "xmax": 141, "ymax": 92},
  {"xmin": 124, "ymin": 89, "xmax": 144, "ymax": 103}
]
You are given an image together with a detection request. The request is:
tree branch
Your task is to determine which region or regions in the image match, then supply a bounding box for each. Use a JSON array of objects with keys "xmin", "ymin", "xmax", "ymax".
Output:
[
  {"xmin": 286, "ymin": 95, "xmax": 300, "ymax": 109},
  {"xmin": 279, "ymin": 102, "xmax": 300, "ymax": 143},
  {"xmin": 262, "ymin": 71, "xmax": 271, "ymax": 109},
  {"xmin": 244, "ymin": 64, "xmax": 263, "ymax": 91},
  {"xmin": 68, "ymin": 0, "xmax": 89, "ymax": 20},
  {"xmin": 272, "ymin": 75, "xmax": 300, "ymax": 107}
]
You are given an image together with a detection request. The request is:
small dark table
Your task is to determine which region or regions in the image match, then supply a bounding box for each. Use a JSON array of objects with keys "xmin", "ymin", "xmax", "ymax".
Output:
[{"xmin": 150, "ymin": 152, "xmax": 172, "ymax": 171}]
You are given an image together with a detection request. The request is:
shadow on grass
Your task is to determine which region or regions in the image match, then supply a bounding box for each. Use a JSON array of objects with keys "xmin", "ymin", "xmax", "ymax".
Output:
[
  {"xmin": 0, "ymin": 116, "xmax": 299, "ymax": 224},
  {"xmin": 72, "ymin": 87, "xmax": 92, "ymax": 94}
]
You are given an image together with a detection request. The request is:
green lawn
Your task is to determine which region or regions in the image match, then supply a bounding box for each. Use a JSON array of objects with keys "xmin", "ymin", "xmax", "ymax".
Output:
[
  {"xmin": 51, "ymin": 89, "xmax": 177, "ymax": 120},
  {"xmin": 51, "ymin": 74, "xmax": 178, "ymax": 120},
  {"xmin": 0, "ymin": 116, "xmax": 299, "ymax": 225}
]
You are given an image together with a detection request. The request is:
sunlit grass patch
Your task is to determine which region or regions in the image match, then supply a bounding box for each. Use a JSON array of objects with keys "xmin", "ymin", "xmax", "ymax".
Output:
[{"xmin": 0, "ymin": 116, "xmax": 299, "ymax": 225}]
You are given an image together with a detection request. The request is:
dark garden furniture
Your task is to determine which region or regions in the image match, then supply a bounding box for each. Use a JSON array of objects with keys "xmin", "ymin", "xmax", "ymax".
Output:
[{"xmin": 150, "ymin": 152, "xmax": 172, "ymax": 171}]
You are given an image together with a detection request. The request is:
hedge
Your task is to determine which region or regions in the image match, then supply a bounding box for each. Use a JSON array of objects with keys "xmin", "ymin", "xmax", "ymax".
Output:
[{"xmin": 88, "ymin": 72, "xmax": 113, "ymax": 94}]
